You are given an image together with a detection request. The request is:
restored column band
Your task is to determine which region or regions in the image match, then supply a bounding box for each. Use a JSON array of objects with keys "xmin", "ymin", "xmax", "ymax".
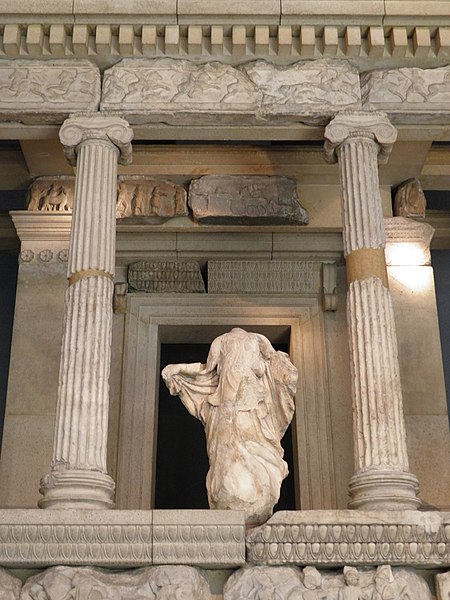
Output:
[
  {"xmin": 346, "ymin": 248, "xmax": 389, "ymax": 288},
  {"xmin": 68, "ymin": 270, "xmax": 114, "ymax": 286}
]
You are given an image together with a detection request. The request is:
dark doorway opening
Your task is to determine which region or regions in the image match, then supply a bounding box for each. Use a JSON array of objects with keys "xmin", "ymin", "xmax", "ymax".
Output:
[{"xmin": 155, "ymin": 342, "xmax": 296, "ymax": 511}]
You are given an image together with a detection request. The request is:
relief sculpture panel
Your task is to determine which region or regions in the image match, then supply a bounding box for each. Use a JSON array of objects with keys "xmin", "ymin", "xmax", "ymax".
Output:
[
  {"xmin": 224, "ymin": 565, "xmax": 433, "ymax": 600},
  {"xmin": 101, "ymin": 59, "xmax": 361, "ymax": 125}
]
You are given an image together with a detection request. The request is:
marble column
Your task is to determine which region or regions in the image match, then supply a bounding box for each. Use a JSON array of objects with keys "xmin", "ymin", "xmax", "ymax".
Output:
[
  {"xmin": 39, "ymin": 115, "xmax": 133, "ymax": 509},
  {"xmin": 324, "ymin": 111, "xmax": 420, "ymax": 510}
]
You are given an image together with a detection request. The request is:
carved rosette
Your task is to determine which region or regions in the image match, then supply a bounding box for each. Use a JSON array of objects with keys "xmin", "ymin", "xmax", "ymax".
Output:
[
  {"xmin": 324, "ymin": 112, "xmax": 420, "ymax": 511},
  {"xmin": 39, "ymin": 115, "xmax": 133, "ymax": 510}
]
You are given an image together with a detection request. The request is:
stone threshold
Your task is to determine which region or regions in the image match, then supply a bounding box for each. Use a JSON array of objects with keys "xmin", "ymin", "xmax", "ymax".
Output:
[{"xmin": 0, "ymin": 509, "xmax": 448, "ymax": 569}]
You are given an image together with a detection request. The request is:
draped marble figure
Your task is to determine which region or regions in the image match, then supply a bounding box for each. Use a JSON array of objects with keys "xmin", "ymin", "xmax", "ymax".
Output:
[{"xmin": 161, "ymin": 328, "xmax": 298, "ymax": 526}]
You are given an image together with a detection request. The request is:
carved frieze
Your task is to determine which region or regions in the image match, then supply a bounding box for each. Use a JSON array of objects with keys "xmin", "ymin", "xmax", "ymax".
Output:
[
  {"xmin": 0, "ymin": 60, "xmax": 100, "ymax": 124},
  {"xmin": 27, "ymin": 176, "xmax": 188, "ymax": 220},
  {"xmin": 28, "ymin": 177, "xmax": 74, "ymax": 213},
  {"xmin": 189, "ymin": 175, "xmax": 308, "ymax": 225},
  {"xmin": 128, "ymin": 261, "xmax": 205, "ymax": 293},
  {"xmin": 224, "ymin": 565, "xmax": 433, "ymax": 600},
  {"xmin": 21, "ymin": 566, "xmax": 211, "ymax": 600},
  {"xmin": 152, "ymin": 510, "xmax": 245, "ymax": 568},
  {"xmin": 242, "ymin": 60, "xmax": 361, "ymax": 122},
  {"xmin": 117, "ymin": 176, "xmax": 188, "ymax": 219},
  {"xmin": 208, "ymin": 261, "xmax": 321, "ymax": 294},
  {"xmin": 101, "ymin": 59, "xmax": 361, "ymax": 125},
  {"xmin": 361, "ymin": 66, "xmax": 450, "ymax": 122},
  {"xmin": 246, "ymin": 510, "xmax": 450, "ymax": 567}
]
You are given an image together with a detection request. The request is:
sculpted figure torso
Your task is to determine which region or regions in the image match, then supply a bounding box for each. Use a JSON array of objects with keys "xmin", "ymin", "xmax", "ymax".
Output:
[{"xmin": 162, "ymin": 328, "xmax": 298, "ymax": 526}]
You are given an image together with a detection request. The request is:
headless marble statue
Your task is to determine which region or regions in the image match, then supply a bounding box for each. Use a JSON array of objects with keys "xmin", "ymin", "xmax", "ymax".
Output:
[{"xmin": 161, "ymin": 327, "xmax": 298, "ymax": 527}]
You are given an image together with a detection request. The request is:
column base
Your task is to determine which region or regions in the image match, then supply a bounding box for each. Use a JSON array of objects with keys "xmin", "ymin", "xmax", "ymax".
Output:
[
  {"xmin": 38, "ymin": 467, "xmax": 115, "ymax": 510},
  {"xmin": 348, "ymin": 469, "xmax": 421, "ymax": 511}
]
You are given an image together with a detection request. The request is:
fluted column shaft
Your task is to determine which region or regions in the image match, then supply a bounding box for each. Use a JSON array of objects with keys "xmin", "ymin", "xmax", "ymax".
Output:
[
  {"xmin": 325, "ymin": 112, "xmax": 420, "ymax": 510},
  {"xmin": 39, "ymin": 115, "xmax": 133, "ymax": 509}
]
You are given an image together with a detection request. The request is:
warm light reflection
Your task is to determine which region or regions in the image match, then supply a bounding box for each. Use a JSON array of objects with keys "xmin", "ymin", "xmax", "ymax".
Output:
[
  {"xmin": 385, "ymin": 242, "xmax": 430, "ymax": 267},
  {"xmin": 388, "ymin": 266, "xmax": 433, "ymax": 292}
]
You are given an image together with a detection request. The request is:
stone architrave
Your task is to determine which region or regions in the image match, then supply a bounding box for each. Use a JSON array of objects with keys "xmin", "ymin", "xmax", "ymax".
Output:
[
  {"xmin": 0, "ymin": 60, "xmax": 100, "ymax": 124},
  {"xmin": 436, "ymin": 571, "xmax": 450, "ymax": 600},
  {"xmin": 224, "ymin": 565, "xmax": 433, "ymax": 600},
  {"xmin": 324, "ymin": 111, "xmax": 420, "ymax": 511},
  {"xmin": 361, "ymin": 66, "xmax": 450, "ymax": 122},
  {"xmin": 162, "ymin": 328, "xmax": 298, "ymax": 527},
  {"xmin": 394, "ymin": 178, "xmax": 427, "ymax": 220},
  {"xmin": 21, "ymin": 566, "xmax": 211, "ymax": 600},
  {"xmin": 116, "ymin": 176, "xmax": 188, "ymax": 218},
  {"xmin": 189, "ymin": 175, "xmax": 308, "ymax": 224},
  {"xmin": 0, "ymin": 567, "xmax": 21, "ymax": 600},
  {"xmin": 128, "ymin": 260, "xmax": 205, "ymax": 293},
  {"xmin": 39, "ymin": 115, "xmax": 133, "ymax": 510},
  {"xmin": 101, "ymin": 59, "xmax": 361, "ymax": 125}
]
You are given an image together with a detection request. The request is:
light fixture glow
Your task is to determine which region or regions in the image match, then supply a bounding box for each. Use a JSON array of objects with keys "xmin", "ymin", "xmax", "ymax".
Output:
[{"xmin": 385, "ymin": 242, "xmax": 430, "ymax": 267}]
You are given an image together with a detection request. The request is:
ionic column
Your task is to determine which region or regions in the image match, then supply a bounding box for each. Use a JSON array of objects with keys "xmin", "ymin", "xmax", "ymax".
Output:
[
  {"xmin": 324, "ymin": 111, "xmax": 420, "ymax": 510},
  {"xmin": 39, "ymin": 115, "xmax": 133, "ymax": 509}
]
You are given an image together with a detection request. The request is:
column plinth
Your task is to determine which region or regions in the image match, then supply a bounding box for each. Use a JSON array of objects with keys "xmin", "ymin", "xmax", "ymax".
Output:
[
  {"xmin": 39, "ymin": 115, "xmax": 133, "ymax": 510},
  {"xmin": 325, "ymin": 111, "xmax": 420, "ymax": 511}
]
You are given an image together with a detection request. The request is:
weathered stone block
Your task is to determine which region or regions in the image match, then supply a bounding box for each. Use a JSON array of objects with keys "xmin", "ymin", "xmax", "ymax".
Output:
[
  {"xmin": 117, "ymin": 176, "xmax": 188, "ymax": 219},
  {"xmin": 153, "ymin": 509, "xmax": 246, "ymax": 568},
  {"xmin": 0, "ymin": 567, "xmax": 21, "ymax": 600},
  {"xmin": 394, "ymin": 178, "xmax": 426, "ymax": 220},
  {"xmin": 208, "ymin": 260, "xmax": 321, "ymax": 294},
  {"xmin": 101, "ymin": 59, "xmax": 361, "ymax": 125},
  {"xmin": 224, "ymin": 565, "xmax": 433, "ymax": 600},
  {"xmin": 189, "ymin": 176, "xmax": 308, "ymax": 225},
  {"xmin": 361, "ymin": 66, "xmax": 450, "ymax": 122},
  {"xmin": 128, "ymin": 260, "xmax": 205, "ymax": 293},
  {"xmin": 0, "ymin": 60, "xmax": 100, "ymax": 124}
]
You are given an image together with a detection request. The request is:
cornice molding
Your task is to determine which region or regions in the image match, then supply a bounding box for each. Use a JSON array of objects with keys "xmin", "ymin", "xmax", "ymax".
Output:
[{"xmin": 0, "ymin": 23, "xmax": 450, "ymax": 69}]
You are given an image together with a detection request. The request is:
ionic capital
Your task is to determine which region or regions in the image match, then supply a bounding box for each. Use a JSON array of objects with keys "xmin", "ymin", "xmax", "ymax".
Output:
[
  {"xmin": 324, "ymin": 111, "xmax": 397, "ymax": 165},
  {"xmin": 59, "ymin": 114, "xmax": 133, "ymax": 166}
]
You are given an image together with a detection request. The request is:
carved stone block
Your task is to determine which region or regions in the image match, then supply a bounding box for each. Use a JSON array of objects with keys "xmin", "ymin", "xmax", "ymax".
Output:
[
  {"xmin": 0, "ymin": 567, "xmax": 21, "ymax": 600},
  {"xmin": 0, "ymin": 60, "xmax": 100, "ymax": 124},
  {"xmin": 361, "ymin": 66, "xmax": 450, "ymax": 122},
  {"xmin": 117, "ymin": 176, "xmax": 188, "ymax": 219},
  {"xmin": 242, "ymin": 60, "xmax": 361, "ymax": 123},
  {"xmin": 153, "ymin": 509, "xmax": 245, "ymax": 568},
  {"xmin": 28, "ymin": 177, "xmax": 74, "ymax": 213},
  {"xmin": 224, "ymin": 565, "xmax": 433, "ymax": 600},
  {"xmin": 394, "ymin": 178, "xmax": 427, "ymax": 220},
  {"xmin": 384, "ymin": 217, "xmax": 434, "ymax": 266},
  {"xmin": 189, "ymin": 176, "xmax": 308, "ymax": 225},
  {"xmin": 436, "ymin": 571, "xmax": 450, "ymax": 600},
  {"xmin": 101, "ymin": 59, "xmax": 360, "ymax": 125},
  {"xmin": 27, "ymin": 176, "xmax": 188, "ymax": 220},
  {"xmin": 128, "ymin": 261, "xmax": 205, "ymax": 293},
  {"xmin": 208, "ymin": 261, "xmax": 321, "ymax": 294},
  {"xmin": 246, "ymin": 510, "xmax": 450, "ymax": 567},
  {"xmin": 21, "ymin": 566, "xmax": 211, "ymax": 600}
]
